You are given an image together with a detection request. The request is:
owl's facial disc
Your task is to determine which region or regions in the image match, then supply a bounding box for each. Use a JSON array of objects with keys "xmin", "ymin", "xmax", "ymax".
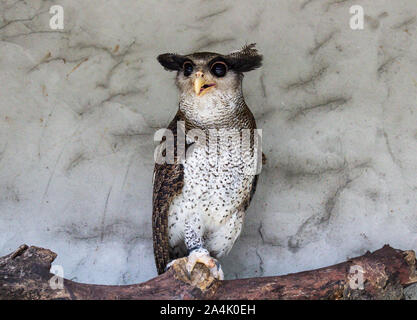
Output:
[{"xmin": 194, "ymin": 72, "xmax": 216, "ymax": 97}]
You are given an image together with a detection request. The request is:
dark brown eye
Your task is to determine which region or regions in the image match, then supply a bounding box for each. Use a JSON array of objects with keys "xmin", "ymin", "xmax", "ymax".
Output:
[
  {"xmin": 183, "ymin": 62, "xmax": 193, "ymax": 77},
  {"xmin": 211, "ymin": 62, "xmax": 227, "ymax": 77}
]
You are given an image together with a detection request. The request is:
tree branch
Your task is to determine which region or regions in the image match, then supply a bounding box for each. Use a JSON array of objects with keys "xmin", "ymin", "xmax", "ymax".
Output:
[{"xmin": 0, "ymin": 244, "xmax": 416, "ymax": 300}]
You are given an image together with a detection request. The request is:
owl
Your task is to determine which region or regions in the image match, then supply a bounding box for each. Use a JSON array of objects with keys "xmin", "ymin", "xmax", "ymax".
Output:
[{"xmin": 153, "ymin": 44, "xmax": 263, "ymax": 280}]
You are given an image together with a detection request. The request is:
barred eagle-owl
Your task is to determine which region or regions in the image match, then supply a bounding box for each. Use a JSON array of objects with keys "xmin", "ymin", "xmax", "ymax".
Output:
[{"xmin": 153, "ymin": 44, "xmax": 263, "ymax": 279}]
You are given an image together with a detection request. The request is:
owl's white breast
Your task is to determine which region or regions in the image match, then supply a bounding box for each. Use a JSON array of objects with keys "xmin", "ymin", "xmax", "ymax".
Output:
[{"xmin": 167, "ymin": 130, "xmax": 255, "ymax": 255}]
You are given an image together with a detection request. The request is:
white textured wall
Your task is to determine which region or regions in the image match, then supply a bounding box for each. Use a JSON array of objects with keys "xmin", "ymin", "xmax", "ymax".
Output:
[{"xmin": 1, "ymin": 0, "xmax": 417, "ymax": 285}]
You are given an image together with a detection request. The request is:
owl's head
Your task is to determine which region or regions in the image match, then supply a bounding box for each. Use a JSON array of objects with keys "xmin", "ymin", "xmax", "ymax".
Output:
[{"xmin": 157, "ymin": 44, "xmax": 262, "ymax": 98}]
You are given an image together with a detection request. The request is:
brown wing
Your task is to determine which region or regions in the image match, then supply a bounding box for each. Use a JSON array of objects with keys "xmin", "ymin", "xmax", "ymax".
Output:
[{"xmin": 152, "ymin": 111, "xmax": 187, "ymax": 274}]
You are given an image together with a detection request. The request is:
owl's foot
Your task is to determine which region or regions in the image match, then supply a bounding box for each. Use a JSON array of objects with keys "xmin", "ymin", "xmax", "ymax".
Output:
[
  {"xmin": 165, "ymin": 247, "xmax": 224, "ymax": 285},
  {"xmin": 186, "ymin": 247, "xmax": 224, "ymax": 280}
]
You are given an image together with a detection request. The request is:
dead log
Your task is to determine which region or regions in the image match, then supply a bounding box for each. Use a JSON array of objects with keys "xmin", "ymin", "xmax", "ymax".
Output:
[{"xmin": 0, "ymin": 244, "xmax": 416, "ymax": 300}]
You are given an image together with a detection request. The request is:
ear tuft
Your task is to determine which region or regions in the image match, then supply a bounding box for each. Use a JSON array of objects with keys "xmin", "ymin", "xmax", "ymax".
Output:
[
  {"xmin": 224, "ymin": 43, "xmax": 263, "ymax": 73},
  {"xmin": 157, "ymin": 53, "xmax": 186, "ymax": 71}
]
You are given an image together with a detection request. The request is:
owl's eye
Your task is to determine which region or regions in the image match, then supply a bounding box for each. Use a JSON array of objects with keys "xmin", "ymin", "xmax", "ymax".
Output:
[
  {"xmin": 183, "ymin": 62, "xmax": 193, "ymax": 77},
  {"xmin": 210, "ymin": 62, "xmax": 227, "ymax": 77}
]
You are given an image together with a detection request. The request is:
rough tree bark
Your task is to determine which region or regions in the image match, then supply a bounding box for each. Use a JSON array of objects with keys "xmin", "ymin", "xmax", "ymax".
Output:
[{"xmin": 0, "ymin": 244, "xmax": 416, "ymax": 300}]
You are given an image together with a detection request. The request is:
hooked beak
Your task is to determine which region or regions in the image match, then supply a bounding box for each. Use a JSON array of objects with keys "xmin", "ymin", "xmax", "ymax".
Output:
[{"xmin": 194, "ymin": 73, "xmax": 215, "ymax": 96}]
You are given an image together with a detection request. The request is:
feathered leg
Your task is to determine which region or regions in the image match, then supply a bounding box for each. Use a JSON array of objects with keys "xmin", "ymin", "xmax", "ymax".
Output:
[{"xmin": 166, "ymin": 218, "xmax": 224, "ymax": 280}]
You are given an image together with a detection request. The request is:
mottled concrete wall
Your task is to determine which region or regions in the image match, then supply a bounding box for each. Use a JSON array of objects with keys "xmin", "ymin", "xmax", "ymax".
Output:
[{"xmin": 1, "ymin": 0, "xmax": 416, "ymax": 285}]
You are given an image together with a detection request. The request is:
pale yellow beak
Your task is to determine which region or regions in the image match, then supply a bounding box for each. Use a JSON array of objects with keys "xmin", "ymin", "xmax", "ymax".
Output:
[
  {"xmin": 194, "ymin": 77, "xmax": 206, "ymax": 95},
  {"xmin": 193, "ymin": 73, "xmax": 215, "ymax": 96}
]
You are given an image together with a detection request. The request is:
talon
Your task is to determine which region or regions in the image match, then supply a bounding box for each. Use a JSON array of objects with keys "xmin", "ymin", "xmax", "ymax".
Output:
[
  {"xmin": 185, "ymin": 260, "xmax": 195, "ymax": 277},
  {"xmin": 164, "ymin": 260, "xmax": 174, "ymax": 272},
  {"xmin": 165, "ymin": 249, "xmax": 224, "ymax": 280},
  {"xmin": 211, "ymin": 263, "xmax": 224, "ymax": 280},
  {"xmin": 186, "ymin": 248, "xmax": 224, "ymax": 280}
]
